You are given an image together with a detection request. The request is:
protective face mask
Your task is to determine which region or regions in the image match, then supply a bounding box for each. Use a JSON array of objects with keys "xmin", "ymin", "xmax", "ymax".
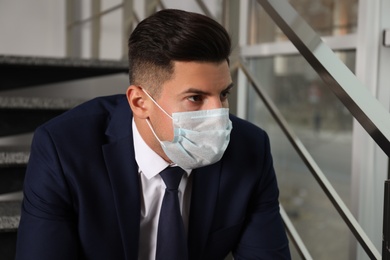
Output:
[{"xmin": 142, "ymin": 89, "xmax": 233, "ymax": 169}]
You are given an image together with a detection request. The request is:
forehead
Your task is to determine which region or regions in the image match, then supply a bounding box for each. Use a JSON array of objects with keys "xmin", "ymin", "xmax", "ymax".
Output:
[{"xmin": 162, "ymin": 61, "xmax": 232, "ymax": 93}]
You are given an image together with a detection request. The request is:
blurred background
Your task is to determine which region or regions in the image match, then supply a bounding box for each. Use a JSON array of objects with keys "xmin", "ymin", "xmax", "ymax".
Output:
[{"xmin": 1, "ymin": 0, "xmax": 390, "ymax": 259}]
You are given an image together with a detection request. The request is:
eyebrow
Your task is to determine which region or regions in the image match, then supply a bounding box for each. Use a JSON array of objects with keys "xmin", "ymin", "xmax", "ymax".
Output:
[{"xmin": 181, "ymin": 83, "xmax": 234, "ymax": 95}]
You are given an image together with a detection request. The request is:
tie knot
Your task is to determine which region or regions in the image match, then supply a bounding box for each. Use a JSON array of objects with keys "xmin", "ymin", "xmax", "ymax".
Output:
[{"xmin": 160, "ymin": 166, "xmax": 184, "ymax": 191}]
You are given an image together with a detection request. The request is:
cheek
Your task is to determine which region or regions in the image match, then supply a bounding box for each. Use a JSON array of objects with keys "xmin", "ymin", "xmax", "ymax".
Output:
[
  {"xmin": 153, "ymin": 110, "xmax": 174, "ymax": 141},
  {"xmin": 223, "ymin": 100, "xmax": 229, "ymax": 108},
  {"xmin": 161, "ymin": 118, "xmax": 174, "ymax": 141}
]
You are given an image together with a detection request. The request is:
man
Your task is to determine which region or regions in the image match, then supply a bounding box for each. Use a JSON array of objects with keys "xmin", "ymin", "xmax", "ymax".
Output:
[{"xmin": 16, "ymin": 9, "xmax": 291, "ymax": 259}]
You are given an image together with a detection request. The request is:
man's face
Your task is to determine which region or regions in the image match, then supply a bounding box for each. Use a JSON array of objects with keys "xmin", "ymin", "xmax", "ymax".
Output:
[
  {"xmin": 149, "ymin": 60, "xmax": 233, "ymax": 141},
  {"xmin": 129, "ymin": 60, "xmax": 233, "ymax": 162}
]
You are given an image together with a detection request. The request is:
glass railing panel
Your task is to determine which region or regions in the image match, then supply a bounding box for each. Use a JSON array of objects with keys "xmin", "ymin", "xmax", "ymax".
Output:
[
  {"xmin": 288, "ymin": 0, "xmax": 358, "ymax": 36},
  {"xmin": 247, "ymin": 0, "xmax": 358, "ymax": 45},
  {"xmin": 246, "ymin": 51, "xmax": 356, "ymax": 258},
  {"xmin": 247, "ymin": 52, "xmax": 354, "ymax": 202},
  {"xmin": 247, "ymin": 89, "xmax": 351, "ymax": 259}
]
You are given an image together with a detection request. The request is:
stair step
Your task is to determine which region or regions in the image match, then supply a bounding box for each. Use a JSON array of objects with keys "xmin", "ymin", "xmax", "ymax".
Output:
[
  {"xmin": 0, "ymin": 97, "xmax": 83, "ymax": 136},
  {"xmin": 0, "ymin": 55, "xmax": 128, "ymax": 90},
  {"xmin": 0, "ymin": 200, "xmax": 21, "ymax": 232},
  {"xmin": 0, "ymin": 152, "xmax": 28, "ymax": 195},
  {"xmin": 0, "ymin": 151, "xmax": 29, "ymax": 165},
  {"xmin": 0, "ymin": 232, "xmax": 17, "ymax": 260},
  {"xmin": 0, "ymin": 96, "xmax": 83, "ymax": 109},
  {"xmin": 0, "ymin": 195, "xmax": 21, "ymax": 260},
  {"xmin": 0, "ymin": 55, "xmax": 128, "ymax": 260}
]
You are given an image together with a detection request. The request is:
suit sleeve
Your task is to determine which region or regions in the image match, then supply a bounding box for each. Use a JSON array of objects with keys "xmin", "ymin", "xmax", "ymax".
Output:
[
  {"xmin": 16, "ymin": 127, "xmax": 80, "ymax": 260},
  {"xmin": 233, "ymin": 132, "xmax": 291, "ymax": 259}
]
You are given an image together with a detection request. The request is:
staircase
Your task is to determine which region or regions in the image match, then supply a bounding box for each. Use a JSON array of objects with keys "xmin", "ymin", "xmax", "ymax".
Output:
[{"xmin": 0, "ymin": 55, "xmax": 128, "ymax": 259}]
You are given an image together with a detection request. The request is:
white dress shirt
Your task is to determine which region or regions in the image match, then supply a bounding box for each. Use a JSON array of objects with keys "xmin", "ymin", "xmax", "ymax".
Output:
[{"xmin": 132, "ymin": 119, "xmax": 192, "ymax": 260}]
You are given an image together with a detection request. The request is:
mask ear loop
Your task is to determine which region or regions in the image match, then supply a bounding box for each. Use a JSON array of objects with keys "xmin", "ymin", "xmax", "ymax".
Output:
[
  {"xmin": 144, "ymin": 118, "xmax": 168, "ymax": 148},
  {"xmin": 141, "ymin": 88, "xmax": 173, "ymax": 120},
  {"xmin": 141, "ymin": 87, "xmax": 170, "ymax": 147}
]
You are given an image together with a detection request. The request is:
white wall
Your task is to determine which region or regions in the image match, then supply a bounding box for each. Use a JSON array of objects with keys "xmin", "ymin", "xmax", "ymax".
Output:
[
  {"xmin": 0, "ymin": 0, "xmax": 222, "ymax": 100},
  {"xmin": 0, "ymin": 0, "xmax": 65, "ymax": 57},
  {"xmin": 0, "ymin": 0, "xmax": 129, "ymax": 101},
  {"xmin": 0, "ymin": 0, "xmax": 222, "ymax": 59}
]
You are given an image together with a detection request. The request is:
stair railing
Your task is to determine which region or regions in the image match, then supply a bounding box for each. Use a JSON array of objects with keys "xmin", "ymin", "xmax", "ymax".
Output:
[
  {"xmin": 65, "ymin": 0, "xmax": 225, "ymax": 59},
  {"xmin": 238, "ymin": 57, "xmax": 380, "ymax": 259},
  {"xmin": 240, "ymin": 0, "xmax": 390, "ymax": 258}
]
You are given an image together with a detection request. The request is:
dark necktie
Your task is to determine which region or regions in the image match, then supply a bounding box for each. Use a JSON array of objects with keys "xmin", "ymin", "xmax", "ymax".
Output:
[{"xmin": 156, "ymin": 166, "xmax": 188, "ymax": 260}]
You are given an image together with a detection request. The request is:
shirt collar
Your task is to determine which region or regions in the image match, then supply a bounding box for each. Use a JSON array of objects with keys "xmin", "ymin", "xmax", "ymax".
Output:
[{"xmin": 132, "ymin": 119, "xmax": 170, "ymax": 179}]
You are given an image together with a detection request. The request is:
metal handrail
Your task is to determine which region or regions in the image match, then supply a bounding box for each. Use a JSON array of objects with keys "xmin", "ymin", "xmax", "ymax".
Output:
[
  {"xmin": 195, "ymin": 0, "xmax": 215, "ymax": 21},
  {"xmin": 239, "ymin": 59, "xmax": 380, "ymax": 259},
  {"xmin": 256, "ymin": 0, "xmax": 390, "ymax": 158},
  {"xmin": 280, "ymin": 205, "xmax": 313, "ymax": 260},
  {"xmin": 67, "ymin": 3, "xmax": 124, "ymax": 29},
  {"xmin": 384, "ymin": 181, "xmax": 390, "ymax": 258},
  {"xmin": 253, "ymin": 0, "xmax": 390, "ymax": 258}
]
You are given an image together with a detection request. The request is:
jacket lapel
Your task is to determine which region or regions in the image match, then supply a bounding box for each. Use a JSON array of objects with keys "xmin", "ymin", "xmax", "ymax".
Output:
[
  {"xmin": 188, "ymin": 162, "xmax": 222, "ymax": 259},
  {"xmin": 102, "ymin": 98, "xmax": 140, "ymax": 260}
]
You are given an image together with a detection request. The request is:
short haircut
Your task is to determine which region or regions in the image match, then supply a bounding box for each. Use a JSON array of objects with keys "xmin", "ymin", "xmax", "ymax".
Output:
[{"xmin": 128, "ymin": 9, "xmax": 231, "ymax": 97}]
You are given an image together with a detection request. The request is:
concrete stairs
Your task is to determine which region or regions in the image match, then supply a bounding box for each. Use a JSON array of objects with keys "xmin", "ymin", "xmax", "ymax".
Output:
[{"xmin": 0, "ymin": 55, "xmax": 128, "ymax": 259}]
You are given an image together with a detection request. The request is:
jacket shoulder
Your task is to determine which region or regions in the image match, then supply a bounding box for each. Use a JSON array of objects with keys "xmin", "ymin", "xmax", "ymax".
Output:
[
  {"xmin": 37, "ymin": 94, "xmax": 127, "ymax": 131},
  {"xmin": 229, "ymin": 114, "xmax": 268, "ymax": 140}
]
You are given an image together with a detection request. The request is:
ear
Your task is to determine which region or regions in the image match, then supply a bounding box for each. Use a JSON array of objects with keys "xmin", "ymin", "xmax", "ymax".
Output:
[{"xmin": 126, "ymin": 85, "xmax": 149, "ymax": 119}]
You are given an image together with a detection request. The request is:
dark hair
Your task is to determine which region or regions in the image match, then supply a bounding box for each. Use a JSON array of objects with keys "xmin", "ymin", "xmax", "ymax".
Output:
[{"xmin": 128, "ymin": 9, "xmax": 231, "ymax": 95}]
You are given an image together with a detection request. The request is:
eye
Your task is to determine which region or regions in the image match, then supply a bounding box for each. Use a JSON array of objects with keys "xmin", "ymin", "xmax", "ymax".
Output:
[
  {"xmin": 220, "ymin": 90, "xmax": 231, "ymax": 101},
  {"xmin": 187, "ymin": 95, "xmax": 204, "ymax": 103}
]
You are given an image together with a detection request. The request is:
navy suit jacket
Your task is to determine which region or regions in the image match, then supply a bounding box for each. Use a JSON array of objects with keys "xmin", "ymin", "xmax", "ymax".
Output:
[{"xmin": 16, "ymin": 95, "xmax": 290, "ymax": 259}]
